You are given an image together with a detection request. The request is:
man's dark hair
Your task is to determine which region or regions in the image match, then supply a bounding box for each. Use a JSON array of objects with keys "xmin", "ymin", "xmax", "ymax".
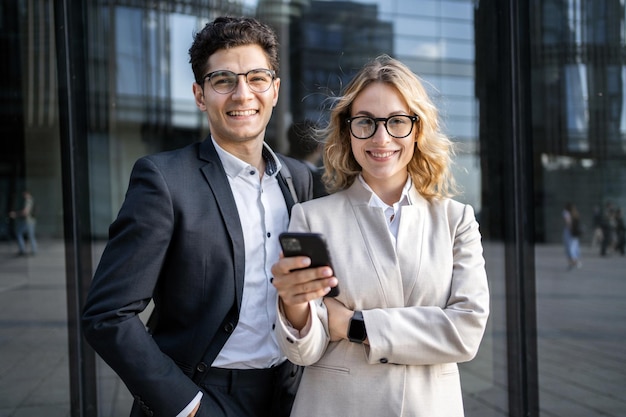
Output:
[{"xmin": 189, "ymin": 16, "xmax": 280, "ymax": 84}]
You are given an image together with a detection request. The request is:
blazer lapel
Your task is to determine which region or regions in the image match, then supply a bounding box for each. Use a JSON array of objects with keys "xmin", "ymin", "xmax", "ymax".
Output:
[
  {"xmin": 198, "ymin": 139, "xmax": 246, "ymax": 309},
  {"xmin": 396, "ymin": 188, "xmax": 427, "ymax": 303},
  {"xmin": 347, "ymin": 183, "xmax": 405, "ymax": 307}
]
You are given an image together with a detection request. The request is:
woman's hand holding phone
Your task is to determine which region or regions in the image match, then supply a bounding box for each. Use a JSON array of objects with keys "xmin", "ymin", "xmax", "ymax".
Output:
[
  {"xmin": 278, "ymin": 232, "xmax": 340, "ymax": 298},
  {"xmin": 272, "ymin": 233, "xmax": 339, "ymax": 330}
]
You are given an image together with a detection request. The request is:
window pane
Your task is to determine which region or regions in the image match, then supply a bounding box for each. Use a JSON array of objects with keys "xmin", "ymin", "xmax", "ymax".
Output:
[
  {"xmin": 0, "ymin": 1, "xmax": 69, "ymax": 415},
  {"xmin": 83, "ymin": 1, "xmax": 506, "ymax": 415},
  {"xmin": 533, "ymin": 1, "xmax": 626, "ymax": 415}
]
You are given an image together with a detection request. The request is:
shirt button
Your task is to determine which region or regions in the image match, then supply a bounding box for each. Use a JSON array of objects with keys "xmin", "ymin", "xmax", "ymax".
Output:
[
  {"xmin": 267, "ymin": 232, "xmax": 271, "ymax": 238},
  {"xmin": 379, "ymin": 358, "xmax": 389, "ymax": 364},
  {"xmin": 249, "ymin": 170, "xmax": 255, "ymax": 175}
]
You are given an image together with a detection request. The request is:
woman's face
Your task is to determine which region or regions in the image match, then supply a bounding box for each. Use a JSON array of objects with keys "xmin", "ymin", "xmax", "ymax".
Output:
[{"xmin": 349, "ymin": 82, "xmax": 417, "ymax": 194}]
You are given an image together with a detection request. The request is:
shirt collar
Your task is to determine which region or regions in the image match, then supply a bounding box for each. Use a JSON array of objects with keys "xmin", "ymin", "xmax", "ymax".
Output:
[
  {"xmin": 211, "ymin": 137, "xmax": 282, "ymax": 178},
  {"xmin": 358, "ymin": 174, "xmax": 413, "ymax": 209}
]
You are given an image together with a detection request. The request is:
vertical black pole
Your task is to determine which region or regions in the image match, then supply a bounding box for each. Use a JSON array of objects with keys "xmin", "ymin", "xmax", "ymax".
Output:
[
  {"xmin": 504, "ymin": 0, "xmax": 539, "ymax": 415},
  {"xmin": 54, "ymin": 0, "xmax": 98, "ymax": 416}
]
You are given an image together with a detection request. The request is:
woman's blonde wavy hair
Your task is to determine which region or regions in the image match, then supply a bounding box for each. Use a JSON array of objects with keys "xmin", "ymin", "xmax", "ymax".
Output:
[{"xmin": 321, "ymin": 55, "xmax": 457, "ymax": 200}]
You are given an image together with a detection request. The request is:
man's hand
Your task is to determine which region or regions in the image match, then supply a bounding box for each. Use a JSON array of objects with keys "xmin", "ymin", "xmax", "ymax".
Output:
[
  {"xmin": 271, "ymin": 254, "xmax": 337, "ymax": 330},
  {"xmin": 188, "ymin": 401, "xmax": 200, "ymax": 417}
]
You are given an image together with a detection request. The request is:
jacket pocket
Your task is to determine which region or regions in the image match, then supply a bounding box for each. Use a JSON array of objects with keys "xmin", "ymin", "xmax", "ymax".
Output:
[{"xmin": 308, "ymin": 362, "xmax": 350, "ymax": 376}]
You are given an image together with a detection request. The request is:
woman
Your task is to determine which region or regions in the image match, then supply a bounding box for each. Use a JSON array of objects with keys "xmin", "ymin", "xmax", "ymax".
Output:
[
  {"xmin": 562, "ymin": 202, "xmax": 582, "ymax": 269},
  {"xmin": 271, "ymin": 55, "xmax": 490, "ymax": 417}
]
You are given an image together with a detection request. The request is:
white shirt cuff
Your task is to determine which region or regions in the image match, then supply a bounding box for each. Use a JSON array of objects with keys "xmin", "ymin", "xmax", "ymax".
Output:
[{"xmin": 176, "ymin": 391, "xmax": 203, "ymax": 417}]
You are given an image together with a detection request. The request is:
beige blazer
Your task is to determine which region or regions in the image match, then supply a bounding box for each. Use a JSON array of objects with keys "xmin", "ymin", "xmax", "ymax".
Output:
[{"xmin": 276, "ymin": 180, "xmax": 490, "ymax": 417}]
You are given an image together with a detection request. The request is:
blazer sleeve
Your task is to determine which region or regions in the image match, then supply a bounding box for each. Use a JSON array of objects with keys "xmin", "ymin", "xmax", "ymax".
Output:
[
  {"xmin": 275, "ymin": 203, "xmax": 332, "ymax": 365},
  {"xmin": 364, "ymin": 203, "xmax": 490, "ymax": 366},
  {"xmin": 81, "ymin": 157, "xmax": 200, "ymax": 416}
]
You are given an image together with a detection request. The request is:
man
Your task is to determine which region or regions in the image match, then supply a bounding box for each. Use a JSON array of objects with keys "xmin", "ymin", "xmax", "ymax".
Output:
[
  {"xmin": 9, "ymin": 190, "xmax": 38, "ymax": 256},
  {"xmin": 82, "ymin": 16, "xmax": 312, "ymax": 417}
]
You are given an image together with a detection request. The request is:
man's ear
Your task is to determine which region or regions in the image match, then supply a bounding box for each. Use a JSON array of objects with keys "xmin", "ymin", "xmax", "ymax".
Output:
[
  {"xmin": 193, "ymin": 83, "xmax": 206, "ymax": 111},
  {"xmin": 272, "ymin": 77, "xmax": 280, "ymax": 107}
]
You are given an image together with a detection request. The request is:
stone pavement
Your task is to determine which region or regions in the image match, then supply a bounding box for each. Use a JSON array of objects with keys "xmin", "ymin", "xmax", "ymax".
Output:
[
  {"xmin": 0, "ymin": 239, "xmax": 71, "ymax": 417},
  {"xmin": 533, "ymin": 243, "xmax": 626, "ymax": 416},
  {"xmin": 0, "ymin": 239, "xmax": 624, "ymax": 416}
]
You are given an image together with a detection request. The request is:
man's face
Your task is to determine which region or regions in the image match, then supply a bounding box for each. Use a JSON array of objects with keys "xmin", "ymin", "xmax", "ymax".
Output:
[{"xmin": 192, "ymin": 44, "xmax": 280, "ymax": 153}]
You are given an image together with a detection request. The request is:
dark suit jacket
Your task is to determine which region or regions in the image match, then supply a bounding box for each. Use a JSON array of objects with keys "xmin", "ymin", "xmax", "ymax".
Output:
[{"xmin": 82, "ymin": 138, "xmax": 312, "ymax": 417}]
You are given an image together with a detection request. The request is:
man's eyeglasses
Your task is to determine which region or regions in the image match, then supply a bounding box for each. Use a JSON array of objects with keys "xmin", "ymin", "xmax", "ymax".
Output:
[
  {"xmin": 346, "ymin": 115, "xmax": 419, "ymax": 139},
  {"xmin": 201, "ymin": 69, "xmax": 276, "ymax": 94}
]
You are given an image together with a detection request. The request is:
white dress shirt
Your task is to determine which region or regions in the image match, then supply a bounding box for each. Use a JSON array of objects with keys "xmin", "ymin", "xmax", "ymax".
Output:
[
  {"xmin": 211, "ymin": 138, "xmax": 288, "ymax": 368},
  {"xmin": 179, "ymin": 138, "xmax": 289, "ymax": 416},
  {"xmin": 357, "ymin": 174, "xmax": 412, "ymax": 241}
]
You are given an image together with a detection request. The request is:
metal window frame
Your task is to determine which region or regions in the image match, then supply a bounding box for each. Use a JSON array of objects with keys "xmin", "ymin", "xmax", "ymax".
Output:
[
  {"xmin": 55, "ymin": 0, "xmax": 98, "ymax": 416},
  {"xmin": 502, "ymin": 1, "xmax": 540, "ymax": 415}
]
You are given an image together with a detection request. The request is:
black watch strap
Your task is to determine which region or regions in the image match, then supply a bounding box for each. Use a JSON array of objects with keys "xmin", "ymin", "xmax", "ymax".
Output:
[{"xmin": 348, "ymin": 310, "xmax": 367, "ymax": 343}]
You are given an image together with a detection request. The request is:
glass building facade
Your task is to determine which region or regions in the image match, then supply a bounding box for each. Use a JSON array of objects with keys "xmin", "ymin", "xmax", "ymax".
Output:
[{"xmin": 0, "ymin": 0, "xmax": 624, "ymax": 416}]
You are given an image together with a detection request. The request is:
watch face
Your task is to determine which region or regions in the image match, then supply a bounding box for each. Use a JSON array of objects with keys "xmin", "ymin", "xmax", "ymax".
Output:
[
  {"xmin": 349, "ymin": 322, "xmax": 366, "ymax": 341},
  {"xmin": 349, "ymin": 314, "xmax": 366, "ymax": 342}
]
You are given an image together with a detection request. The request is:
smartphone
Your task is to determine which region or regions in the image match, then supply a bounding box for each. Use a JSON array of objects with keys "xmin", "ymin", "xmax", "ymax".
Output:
[{"xmin": 278, "ymin": 232, "xmax": 340, "ymax": 297}]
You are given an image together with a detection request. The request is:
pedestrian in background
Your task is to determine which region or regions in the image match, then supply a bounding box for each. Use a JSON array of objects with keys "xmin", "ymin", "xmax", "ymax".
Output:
[
  {"xmin": 563, "ymin": 202, "xmax": 582, "ymax": 269},
  {"xmin": 600, "ymin": 201, "xmax": 616, "ymax": 256},
  {"xmin": 615, "ymin": 207, "xmax": 625, "ymax": 255},
  {"xmin": 8, "ymin": 190, "xmax": 37, "ymax": 256},
  {"xmin": 590, "ymin": 204, "xmax": 604, "ymax": 249},
  {"xmin": 287, "ymin": 119, "xmax": 327, "ymax": 198}
]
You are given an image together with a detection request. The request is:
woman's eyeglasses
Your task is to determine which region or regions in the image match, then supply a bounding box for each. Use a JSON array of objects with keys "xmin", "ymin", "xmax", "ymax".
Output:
[{"xmin": 346, "ymin": 115, "xmax": 419, "ymax": 139}]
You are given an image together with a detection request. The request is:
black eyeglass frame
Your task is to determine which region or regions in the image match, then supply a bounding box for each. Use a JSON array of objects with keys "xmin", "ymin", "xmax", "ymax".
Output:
[
  {"xmin": 200, "ymin": 68, "xmax": 276, "ymax": 94},
  {"xmin": 346, "ymin": 115, "xmax": 420, "ymax": 139}
]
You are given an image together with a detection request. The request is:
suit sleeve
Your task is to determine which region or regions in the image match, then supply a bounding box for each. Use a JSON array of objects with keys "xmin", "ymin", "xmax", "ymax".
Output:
[
  {"xmin": 281, "ymin": 156, "xmax": 314, "ymax": 202},
  {"xmin": 364, "ymin": 204, "xmax": 490, "ymax": 366},
  {"xmin": 81, "ymin": 157, "xmax": 200, "ymax": 416}
]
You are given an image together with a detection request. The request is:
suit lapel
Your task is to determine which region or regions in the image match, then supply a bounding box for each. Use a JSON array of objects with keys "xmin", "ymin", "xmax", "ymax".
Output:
[
  {"xmin": 198, "ymin": 139, "xmax": 246, "ymax": 309},
  {"xmin": 276, "ymin": 157, "xmax": 297, "ymax": 214}
]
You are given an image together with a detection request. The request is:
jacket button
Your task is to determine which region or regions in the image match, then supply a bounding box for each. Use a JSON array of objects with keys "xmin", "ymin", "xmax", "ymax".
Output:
[
  {"xmin": 286, "ymin": 337, "xmax": 295, "ymax": 344},
  {"xmin": 224, "ymin": 322, "xmax": 235, "ymax": 333},
  {"xmin": 196, "ymin": 362, "xmax": 207, "ymax": 373},
  {"xmin": 379, "ymin": 358, "xmax": 388, "ymax": 364}
]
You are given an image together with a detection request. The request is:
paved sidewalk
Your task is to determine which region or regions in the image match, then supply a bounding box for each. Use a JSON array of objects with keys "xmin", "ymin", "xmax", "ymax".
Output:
[
  {"xmin": 0, "ymin": 239, "xmax": 71, "ymax": 417},
  {"xmin": 533, "ymin": 244, "xmax": 626, "ymax": 416},
  {"xmin": 0, "ymin": 239, "xmax": 624, "ymax": 416}
]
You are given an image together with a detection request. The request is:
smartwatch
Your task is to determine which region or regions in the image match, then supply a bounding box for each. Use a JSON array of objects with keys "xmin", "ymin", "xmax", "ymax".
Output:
[{"xmin": 348, "ymin": 310, "xmax": 367, "ymax": 343}]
